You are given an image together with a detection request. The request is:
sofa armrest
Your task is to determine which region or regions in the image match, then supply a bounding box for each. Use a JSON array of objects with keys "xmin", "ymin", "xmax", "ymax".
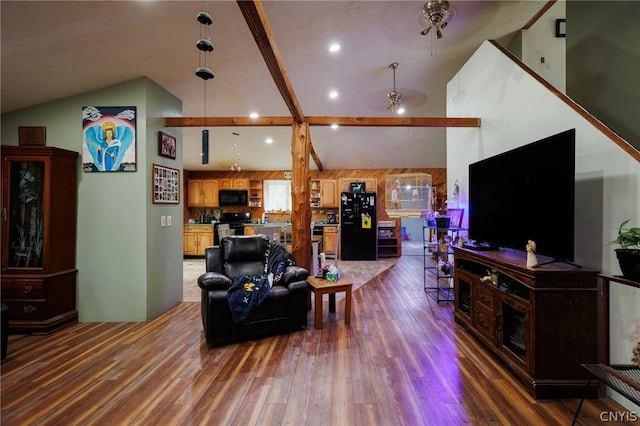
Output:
[
  {"xmin": 282, "ymin": 266, "xmax": 309, "ymax": 285},
  {"xmin": 198, "ymin": 272, "xmax": 232, "ymax": 291}
]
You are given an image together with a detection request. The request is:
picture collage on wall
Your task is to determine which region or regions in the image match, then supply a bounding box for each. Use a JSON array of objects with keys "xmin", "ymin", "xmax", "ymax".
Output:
[{"xmin": 152, "ymin": 164, "xmax": 180, "ymax": 204}]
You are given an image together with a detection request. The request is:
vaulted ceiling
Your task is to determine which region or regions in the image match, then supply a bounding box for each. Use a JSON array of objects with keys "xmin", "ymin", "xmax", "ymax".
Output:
[{"xmin": 1, "ymin": 1, "xmax": 551, "ymax": 171}]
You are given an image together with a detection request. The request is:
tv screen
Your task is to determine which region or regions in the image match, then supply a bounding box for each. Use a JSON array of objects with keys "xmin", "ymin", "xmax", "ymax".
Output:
[{"xmin": 468, "ymin": 129, "xmax": 575, "ymax": 261}]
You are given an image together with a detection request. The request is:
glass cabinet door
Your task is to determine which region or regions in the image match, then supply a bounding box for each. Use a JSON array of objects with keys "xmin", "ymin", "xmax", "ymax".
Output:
[{"xmin": 5, "ymin": 159, "xmax": 45, "ymax": 270}]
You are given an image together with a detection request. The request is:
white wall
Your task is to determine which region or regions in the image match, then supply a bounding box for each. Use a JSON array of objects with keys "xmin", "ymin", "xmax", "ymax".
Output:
[
  {"xmin": 522, "ymin": 0, "xmax": 566, "ymax": 92},
  {"xmin": 1, "ymin": 77, "xmax": 184, "ymax": 322},
  {"xmin": 447, "ymin": 40, "xmax": 639, "ymax": 410}
]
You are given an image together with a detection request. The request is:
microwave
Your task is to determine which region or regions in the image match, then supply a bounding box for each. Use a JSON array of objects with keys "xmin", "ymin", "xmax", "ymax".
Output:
[{"xmin": 218, "ymin": 189, "xmax": 248, "ymax": 206}]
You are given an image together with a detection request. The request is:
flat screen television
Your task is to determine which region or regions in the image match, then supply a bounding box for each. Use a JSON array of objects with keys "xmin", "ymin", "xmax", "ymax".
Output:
[{"xmin": 467, "ymin": 129, "xmax": 576, "ymax": 262}]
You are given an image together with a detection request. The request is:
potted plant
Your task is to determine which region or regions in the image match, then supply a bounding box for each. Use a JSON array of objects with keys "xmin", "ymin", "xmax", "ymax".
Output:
[{"xmin": 612, "ymin": 219, "xmax": 640, "ymax": 282}]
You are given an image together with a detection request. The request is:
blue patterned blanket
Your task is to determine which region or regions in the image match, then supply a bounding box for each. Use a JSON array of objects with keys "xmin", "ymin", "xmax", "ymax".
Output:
[{"xmin": 227, "ymin": 242, "xmax": 291, "ymax": 322}]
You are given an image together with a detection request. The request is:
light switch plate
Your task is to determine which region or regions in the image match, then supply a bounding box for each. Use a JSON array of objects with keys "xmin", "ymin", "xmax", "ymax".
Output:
[
  {"xmin": 167, "ymin": 215, "xmax": 172, "ymax": 226},
  {"xmin": 161, "ymin": 216, "xmax": 167, "ymax": 227}
]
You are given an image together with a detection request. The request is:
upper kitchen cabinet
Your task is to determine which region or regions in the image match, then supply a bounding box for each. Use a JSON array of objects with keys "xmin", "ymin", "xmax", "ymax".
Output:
[
  {"xmin": 219, "ymin": 178, "xmax": 248, "ymax": 190},
  {"xmin": 320, "ymin": 180, "xmax": 338, "ymax": 207},
  {"xmin": 188, "ymin": 179, "xmax": 218, "ymax": 207},
  {"xmin": 339, "ymin": 178, "xmax": 378, "ymax": 195},
  {"xmin": 310, "ymin": 179, "xmax": 338, "ymax": 207}
]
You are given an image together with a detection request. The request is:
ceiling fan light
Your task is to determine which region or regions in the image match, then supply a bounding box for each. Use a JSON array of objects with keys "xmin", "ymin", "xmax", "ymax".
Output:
[
  {"xmin": 421, "ymin": 26, "xmax": 432, "ymax": 36},
  {"xmin": 436, "ymin": 28, "xmax": 443, "ymax": 39},
  {"xmin": 196, "ymin": 39, "xmax": 214, "ymax": 52},
  {"xmin": 195, "ymin": 67, "xmax": 215, "ymax": 80}
]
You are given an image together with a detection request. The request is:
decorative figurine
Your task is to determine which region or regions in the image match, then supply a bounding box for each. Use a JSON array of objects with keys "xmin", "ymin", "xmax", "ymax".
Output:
[{"xmin": 526, "ymin": 240, "xmax": 538, "ymax": 267}]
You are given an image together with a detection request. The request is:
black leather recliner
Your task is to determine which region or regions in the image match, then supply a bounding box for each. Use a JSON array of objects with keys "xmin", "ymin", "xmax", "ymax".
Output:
[{"xmin": 197, "ymin": 235, "xmax": 309, "ymax": 346}]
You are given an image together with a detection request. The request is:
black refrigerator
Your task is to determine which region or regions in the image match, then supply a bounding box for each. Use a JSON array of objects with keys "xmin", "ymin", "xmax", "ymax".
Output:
[{"xmin": 340, "ymin": 192, "xmax": 377, "ymax": 260}]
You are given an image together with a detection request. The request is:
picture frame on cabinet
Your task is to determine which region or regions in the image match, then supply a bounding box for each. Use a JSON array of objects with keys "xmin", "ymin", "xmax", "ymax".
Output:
[
  {"xmin": 18, "ymin": 126, "xmax": 46, "ymax": 146},
  {"xmin": 446, "ymin": 208, "xmax": 464, "ymax": 228},
  {"xmin": 152, "ymin": 163, "xmax": 180, "ymax": 204},
  {"xmin": 158, "ymin": 131, "xmax": 177, "ymax": 159}
]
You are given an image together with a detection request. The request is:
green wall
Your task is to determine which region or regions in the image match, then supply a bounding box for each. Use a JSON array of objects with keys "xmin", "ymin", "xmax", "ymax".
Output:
[
  {"xmin": 567, "ymin": 0, "xmax": 640, "ymax": 148},
  {"xmin": 1, "ymin": 77, "xmax": 184, "ymax": 322}
]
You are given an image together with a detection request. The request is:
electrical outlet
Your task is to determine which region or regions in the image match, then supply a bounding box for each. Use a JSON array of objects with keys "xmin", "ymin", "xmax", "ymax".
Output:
[
  {"xmin": 161, "ymin": 216, "xmax": 166, "ymax": 227},
  {"xmin": 167, "ymin": 215, "xmax": 172, "ymax": 226}
]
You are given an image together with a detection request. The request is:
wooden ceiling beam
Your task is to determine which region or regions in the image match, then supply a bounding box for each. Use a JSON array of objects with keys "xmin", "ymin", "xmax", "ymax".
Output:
[
  {"xmin": 237, "ymin": 0, "xmax": 305, "ymax": 124},
  {"xmin": 306, "ymin": 116, "xmax": 481, "ymax": 127},
  {"xmin": 165, "ymin": 116, "xmax": 481, "ymax": 128}
]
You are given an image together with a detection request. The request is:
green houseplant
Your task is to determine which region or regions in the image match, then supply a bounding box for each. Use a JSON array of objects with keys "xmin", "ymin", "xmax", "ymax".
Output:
[{"xmin": 612, "ymin": 219, "xmax": 640, "ymax": 282}]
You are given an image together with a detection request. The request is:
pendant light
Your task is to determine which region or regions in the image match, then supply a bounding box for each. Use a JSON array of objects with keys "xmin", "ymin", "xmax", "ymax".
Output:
[{"xmin": 196, "ymin": 2, "xmax": 214, "ymax": 164}]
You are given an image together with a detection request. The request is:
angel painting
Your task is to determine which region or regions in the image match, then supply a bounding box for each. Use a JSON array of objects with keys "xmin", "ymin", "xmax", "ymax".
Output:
[{"xmin": 82, "ymin": 106, "xmax": 136, "ymax": 172}]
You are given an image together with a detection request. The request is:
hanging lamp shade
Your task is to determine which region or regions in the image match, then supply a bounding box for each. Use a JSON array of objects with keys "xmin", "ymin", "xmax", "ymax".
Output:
[
  {"xmin": 196, "ymin": 39, "xmax": 214, "ymax": 52},
  {"xmin": 197, "ymin": 11, "xmax": 212, "ymax": 25},
  {"xmin": 201, "ymin": 130, "xmax": 209, "ymax": 164},
  {"xmin": 195, "ymin": 67, "xmax": 214, "ymax": 80}
]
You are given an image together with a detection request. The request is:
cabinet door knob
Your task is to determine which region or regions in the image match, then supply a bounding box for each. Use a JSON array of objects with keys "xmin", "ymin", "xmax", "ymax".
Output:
[{"xmin": 24, "ymin": 285, "xmax": 33, "ymax": 294}]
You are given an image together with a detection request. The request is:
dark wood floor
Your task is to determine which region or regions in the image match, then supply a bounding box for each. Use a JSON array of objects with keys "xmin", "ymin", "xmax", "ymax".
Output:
[{"xmin": 1, "ymin": 255, "xmax": 633, "ymax": 425}]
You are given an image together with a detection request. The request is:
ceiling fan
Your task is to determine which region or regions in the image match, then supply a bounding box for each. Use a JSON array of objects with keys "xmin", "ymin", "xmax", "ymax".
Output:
[
  {"xmin": 386, "ymin": 62, "xmax": 403, "ymax": 114},
  {"xmin": 418, "ymin": 0, "xmax": 455, "ymax": 40}
]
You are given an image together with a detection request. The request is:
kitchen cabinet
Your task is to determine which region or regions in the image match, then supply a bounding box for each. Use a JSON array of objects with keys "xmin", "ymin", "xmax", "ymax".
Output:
[
  {"xmin": 188, "ymin": 179, "xmax": 218, "ymax": 207},
  {"xmin": 339, "ymin": 178, "xmax": 377, "ymax": 194},
  {"xmin": 1, "ymin": 146, "xmax": 78, "ymax": 334},
  {"xmin": 323, "ymin": 226, "xmax": 338, "ymax": 257},
  {"xmin": 249, "ymin": 179, "xmax": 263, "ymax": 207},
  {"xmin": 183, "ymin": 225, "xmax": 214, "ymax": 256},
  {"xmin": 309, "ymin": 179, "xmax": 338, "ymax": 207},
  {"xmin": 320, "ymin": 180, "xmax": 338, "ymax": 207},
  {"xmin": 452, "ymin": 246, "xmax": 599, "ymax": 399},
  {"xmin": 243, "ymin": 226, "xmax": 256, "ymax": 236},
  {"xmin": 219, "ymin": 178, "xmax": 248, "ymax": 189}
]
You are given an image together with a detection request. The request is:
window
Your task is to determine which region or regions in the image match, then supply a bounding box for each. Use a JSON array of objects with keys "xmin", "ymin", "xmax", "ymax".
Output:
[{"xmin": 263, "ymin": 179, "xmax": 291, "ymax": 212}]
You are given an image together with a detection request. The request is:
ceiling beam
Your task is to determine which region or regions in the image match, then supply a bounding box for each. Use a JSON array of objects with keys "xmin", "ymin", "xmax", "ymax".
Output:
[
  {"xmin": 306, "ymin": 116, "xmax": 481, "ymax": 127},
  {"xmin": 237, "ymin": 0, "xmax": 305, "ymax": 124},
  {"xmin": 165, "ymin": 116, "xmax": 481, "ymax": 128}
]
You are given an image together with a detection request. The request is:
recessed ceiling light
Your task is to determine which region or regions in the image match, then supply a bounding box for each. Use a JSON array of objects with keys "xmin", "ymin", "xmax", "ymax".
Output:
[
  {"xmin": 249, "ymin": 112, "xmax": 259, "ymax": 119},
  {"xmin": 328, "ymin": 90, "xmax": 339, "ymax": 99},
  {"xmin": 397, "ymin": 107, "xmax": 405, "ymax": 115},
  {"xmin": 265, "ymin": 137, "xmax": 274, "ymax": 144},
  {"xmin": 331, "ymin": 124, "xmax": 339, "ymax": 130},
  {"xmin": 328, "ymin": 43, "xmax": 341, "ymax": 53}
]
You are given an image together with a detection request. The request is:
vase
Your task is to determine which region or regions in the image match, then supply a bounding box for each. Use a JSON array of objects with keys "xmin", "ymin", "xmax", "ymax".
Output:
[{"xmin": 615, "ymin": 249, "xmax": 640, "ymax": 282}]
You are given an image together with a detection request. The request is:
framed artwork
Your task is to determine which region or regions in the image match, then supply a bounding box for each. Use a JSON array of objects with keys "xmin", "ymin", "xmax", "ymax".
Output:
[
  {"xmin": 152, "ymin": 164, "xmax": 180, "ymax": 204},
  {"xmin": 82, "ymin": 106, "xmax": 137, "ymax": 172},
  {"xmin": 446, "ymin": 208, "xmax": 464, "ymax": 228},
  {"xmin": 555, "ymin": 19, "xmax": 566, "ymax": 38},
  {"xmin": 158, "ymin": 131, "xmax": 177, "ymax": 159}
]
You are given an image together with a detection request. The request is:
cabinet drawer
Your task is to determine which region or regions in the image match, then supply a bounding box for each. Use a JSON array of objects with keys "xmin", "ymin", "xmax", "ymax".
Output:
[
  {"xmin": 474, "ymin": 305, "xmax": 496, "ymax": 342},
  {"xmin": 4, "ymin": 299, "xmax": 48, "ymax": 320},
  {"xmin": 1, "ymin": 279, "xmax": 45, "ymax": 299},
  {"xmin": 475, "ymin": 284, "xmax": 495, "ymax": 310},
  {"xmin": 14, "ymin": 279, "xmax": 46, "ymax": 299}
]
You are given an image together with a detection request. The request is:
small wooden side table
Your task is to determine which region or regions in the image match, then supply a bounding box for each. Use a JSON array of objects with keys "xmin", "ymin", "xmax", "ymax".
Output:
[{"xmin": 306, "ymin": 276, "xmax": 353, "ymax": 330}]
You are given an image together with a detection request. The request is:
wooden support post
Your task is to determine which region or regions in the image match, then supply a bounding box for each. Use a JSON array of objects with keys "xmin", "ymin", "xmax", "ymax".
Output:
[{"xmin": 290, "ymin": 122, "xmax": 311, "ymax": 271}]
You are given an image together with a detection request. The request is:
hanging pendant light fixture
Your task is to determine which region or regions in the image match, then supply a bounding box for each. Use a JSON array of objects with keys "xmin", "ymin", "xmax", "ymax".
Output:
[
  {"xmin": 386, "ymin": 62, "xmax": 403, "ymax": 114},
  {"xmin": 196, "ymin": 2, "xmax": 214, "ymax": 164},
  {"xmin": 230, "ymin": 132, "xmax": 241, "ymax": 171}
]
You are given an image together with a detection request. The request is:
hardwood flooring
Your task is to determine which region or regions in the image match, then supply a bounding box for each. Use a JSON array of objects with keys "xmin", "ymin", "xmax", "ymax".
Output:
[{"xmin": 1, "ymin": 255, "xmax": 633, "ymax": 425}]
